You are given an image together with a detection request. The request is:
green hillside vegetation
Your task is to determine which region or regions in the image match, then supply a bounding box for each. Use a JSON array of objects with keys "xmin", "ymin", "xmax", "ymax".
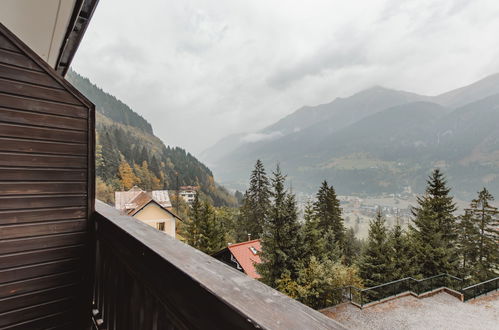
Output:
[
  {"xmin": 67, "ymin": 70, "xmax": 153, "ymax": 133},
  {"xmin": 68, "ymin": 70, "xmax": 236, "ymax": 207}
]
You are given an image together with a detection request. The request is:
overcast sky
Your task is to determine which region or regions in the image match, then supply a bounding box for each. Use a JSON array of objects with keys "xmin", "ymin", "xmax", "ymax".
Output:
[{"xmin": 72, "ymin": 0, "xmax": 499, "ymax": 155}]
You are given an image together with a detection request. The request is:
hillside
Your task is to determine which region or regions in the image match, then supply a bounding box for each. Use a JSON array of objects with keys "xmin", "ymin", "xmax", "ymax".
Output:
[
  {"xmin": 207, "ymin": 74, "xmax": 499, "ymax": 199},
  {"xmin": 67, "ymin": 70, "xmax": 236, "ymax": 207},
  {"xmin": 202, "ymin": 86, "xmax": 428, "ymax": 165},
  {"xmin": 66, "ymin": 70, "xmax": 153, "ymax": 133}
]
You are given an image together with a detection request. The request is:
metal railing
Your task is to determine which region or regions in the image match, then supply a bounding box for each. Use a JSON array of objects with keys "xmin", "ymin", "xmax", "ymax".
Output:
[
  {"xmin": 358, "ymin": 274, "xmax": 464, "ymax": 306},
  {"xmin": 327, "ymin": 274, "xmax": 499, "ymax": 309},
  {"xmin": 461, "ymin": 277, "xmax": 499, "ymax": 301}
]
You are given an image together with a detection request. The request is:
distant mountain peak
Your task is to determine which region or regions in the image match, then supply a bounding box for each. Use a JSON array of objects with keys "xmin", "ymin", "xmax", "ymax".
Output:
[{"xmin": 363, "ymin": 85, "xmax": 390, "ymax": 92}]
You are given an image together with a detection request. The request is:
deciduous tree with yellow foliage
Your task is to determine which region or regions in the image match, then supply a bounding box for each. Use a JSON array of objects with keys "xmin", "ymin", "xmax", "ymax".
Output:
[{"xmin": 117, "ymin": 160, "xmax": 139, "ymax": 190}]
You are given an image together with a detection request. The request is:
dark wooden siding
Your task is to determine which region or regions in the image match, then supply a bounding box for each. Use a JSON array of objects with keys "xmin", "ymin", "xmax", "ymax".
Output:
[{"xmin": 0, "ymin": 23, "xmax": 94, "ymax": 329}]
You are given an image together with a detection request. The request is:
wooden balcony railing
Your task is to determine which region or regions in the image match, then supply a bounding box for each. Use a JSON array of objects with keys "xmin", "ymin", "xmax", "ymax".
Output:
[{"xmin": 91, "ymin": 201, "xmax": 345, "ymax": 330}]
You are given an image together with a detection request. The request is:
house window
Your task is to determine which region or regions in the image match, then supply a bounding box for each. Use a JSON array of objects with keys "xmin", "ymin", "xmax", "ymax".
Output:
[{"xmin": 157, "ymin": 222, "xmax": 165, "ymax": 231}]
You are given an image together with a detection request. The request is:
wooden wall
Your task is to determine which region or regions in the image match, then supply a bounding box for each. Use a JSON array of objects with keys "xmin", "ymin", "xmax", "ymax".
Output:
[{"xmin": 0, "ymin": 23, "xmax": 94, "ymax": 329}]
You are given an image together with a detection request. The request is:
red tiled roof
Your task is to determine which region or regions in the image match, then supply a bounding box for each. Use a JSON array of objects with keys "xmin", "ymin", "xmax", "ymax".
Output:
[{"xmin": 228, "ymin": 239, "xmax": 262, "ymax": 279}]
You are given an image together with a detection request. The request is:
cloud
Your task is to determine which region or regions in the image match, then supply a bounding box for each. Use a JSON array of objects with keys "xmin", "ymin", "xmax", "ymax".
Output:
[
  {"xmin": 241, "ymin": 131, "xmax": 284, "ymax": 143},
  {"xmin": 72, "ymin": 0, "xmax": 499, "ymax": 155},
  {"xmin": 267, "ymin": 41, "xmax": 369, "ymax": 89}
]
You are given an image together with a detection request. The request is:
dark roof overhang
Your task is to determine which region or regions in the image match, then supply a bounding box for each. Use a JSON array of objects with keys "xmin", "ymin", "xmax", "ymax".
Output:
[{"xmin": 55, "ymin": 0, "xmax": 99, "ymax": 76}]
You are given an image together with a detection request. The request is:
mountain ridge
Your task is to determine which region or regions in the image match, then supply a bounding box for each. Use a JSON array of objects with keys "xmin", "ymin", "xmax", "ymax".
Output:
[
  {"xmin": 207, "ymin": 73, "xmax": 499, "ymax": 199},
  {"xmin": 433, "ymin": 73, "xmax": 499, "ymax": 108}
]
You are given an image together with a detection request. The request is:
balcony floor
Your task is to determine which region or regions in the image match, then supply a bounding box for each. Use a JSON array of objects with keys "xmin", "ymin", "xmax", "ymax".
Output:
[{"xmin": 322, "ymin": 291, "xmax": 499, "ymax": 330}]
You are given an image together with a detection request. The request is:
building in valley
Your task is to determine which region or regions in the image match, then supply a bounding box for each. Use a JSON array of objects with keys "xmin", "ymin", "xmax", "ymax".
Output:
[
  {"xmin": 212, "ymin": 239, "xmax": 262, "ymax": 279},
  {"xmin": 179, "ymin": 185, "xmax": 198, "ymax": 204},
  {"xmin": 115, "ymin": 187, "xmax": 180, "ymax": 238}
]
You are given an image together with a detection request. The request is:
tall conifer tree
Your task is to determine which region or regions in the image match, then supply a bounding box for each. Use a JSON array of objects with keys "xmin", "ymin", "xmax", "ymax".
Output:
[
  {"xmin": 409, "ymin": 169, "xmax": 458, "ymax": 277},
  {"xmin": 256, "ymin": 165, "xmax": 301, "ymax": 288},
  {"xmin": 389, "ymin": 221, "xmax": 412, "ymax": 280},
  {"xmin": 463, "ymin": 188, "xmax": 499, "ymax": 281},
  {"xmin": 237, "ymin": 160, "xmax": 271, "ymax": 240},
  {"xmin": 343, "ymin": 228, "xmax": 362, "ymax": 266},
  {"xmin": 299, "ymin": 201, "xmax": 328, "ymax": 266},
  {"xmin": 358, "ymin": 209, "xmax": 393, "ymax": 287},
  {"xmin": 184, "ymin": 194, "xmax": 226, "ymax": 254},
  {"xmin": 313, "ymin": 181, "xmax": 345, "ymax": 257},
  {"xmin": 457, "ymin": 211, "xmax": 479, "ymax": 278},
  {"xmin": 197, "ymin": 202, "xmax": 226, "ymax": 254},
  {"xmin": 184, "ymin": 194, "xmax": 203, "ymax": 249}
]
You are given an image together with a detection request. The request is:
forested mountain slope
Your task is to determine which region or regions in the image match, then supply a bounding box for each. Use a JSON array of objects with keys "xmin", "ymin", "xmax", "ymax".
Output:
[
  {"xmin": 202, "ymin": 86, "xmax": 428, "ymax": 165},
  {"xmin": 207, "ymin": 74, "xmax": 499, "ymax": 199},
  {"xmin": 67, "ymin": 70, "xmax": 236, "ymax": 206}
]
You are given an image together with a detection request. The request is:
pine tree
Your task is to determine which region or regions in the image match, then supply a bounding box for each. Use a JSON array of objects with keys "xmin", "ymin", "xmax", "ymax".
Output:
[
  {"xmin": 358, "ymin": 209, "xmax": 393, "ymax": 287},
  {"xmin": 236, "ymin": 160, "xmax": 271, "ymax": 240},
  {"xmin": 343, "ymin": 228, "xmax": 362, "ymax": 266},
  {"xmin": 298, "ymin": 201, "xmax": 328, "ymax": 266},
  {"xmin": 389, "ymin": 220, "xmax": 412, "ymax": 280},
  {"xmin": 464, "ymin": 188, "xmax": 499, "ymax": 281},
  {"xmin": 197, "ymin": 202, "xmax": 226, "ymax": 254},
  {"xmin": 214, "ymin": 206, "xmax": 239, "ymax": 244},
  {"xmin": 313, "ymin": 181, "xmax": 346, "ymax": 259},
  {"xmin": 183, "ymin": 194, "xmax": 203, "ymax": 248},
  {"xmin": 409, "ymin": 169, "xmax": 458, "ymax": 277},
  {"xmin": 457, "ymin": 211, "xmax": 479, "ymax": 279},
  {"xmin": 236, "ymin": 192, "xmax": 253, "ymax": 241},
  {"xmin": 183, "ymin": 195, "xmax": 226, "ymax": 254},
  {"xmin": 256, "ymin": 165, "xmax": 302, "ymax": 288}
]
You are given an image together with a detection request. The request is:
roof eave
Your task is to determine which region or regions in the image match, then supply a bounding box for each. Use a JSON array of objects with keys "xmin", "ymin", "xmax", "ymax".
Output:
[
  {"xmin": 130, "ymin": 199, "xmax": 183, "ymax": 221},
  {"xmin": 55, "ymin": 0, "xmax": 99, "ymax": 76}
]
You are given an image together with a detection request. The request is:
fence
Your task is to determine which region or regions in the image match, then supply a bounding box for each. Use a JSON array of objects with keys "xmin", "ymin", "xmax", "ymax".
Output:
[
  {"xmin": 461, "ymin": 277, "xmax": 499, "ymax": 301},
  {"xmin": 328, "ymin": 274, "xmax": 499, "ymax": 308}
]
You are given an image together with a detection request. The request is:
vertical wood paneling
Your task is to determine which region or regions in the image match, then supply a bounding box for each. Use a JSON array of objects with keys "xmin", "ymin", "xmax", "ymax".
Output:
[{"xmin": 0, "ymin": 22, "xmax": 95, "ymax": 330}]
